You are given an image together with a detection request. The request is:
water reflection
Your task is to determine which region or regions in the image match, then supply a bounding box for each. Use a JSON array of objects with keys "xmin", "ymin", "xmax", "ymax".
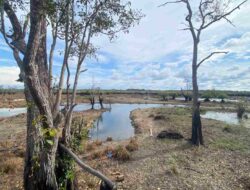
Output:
[
  {"xmin": 201, "ymin": 111, "xmax": 250, "ymax": 127},
  {"xmin": 89, "ymin": 103, "xmax": 186, "ymax": 141}
]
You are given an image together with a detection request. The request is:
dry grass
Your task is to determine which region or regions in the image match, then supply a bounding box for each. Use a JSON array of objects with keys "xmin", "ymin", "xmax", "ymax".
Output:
[
  {"xmin": 113, "ymin": 145, "xmax": 130, "ymax": 161},
  {"xmin": 125, "ymin": 138, "xmax": 139, "ymax": 152},
  {"xmin": 93, "ymin": 140, "xmax": 102, "ymax": 146},
  {"xmin": 0, "ymin": 154, "xmax": 23, "ymax": 174},
  {"xmin": 85, "ymin": 142, "xmax": 96, "ymax": 151},
  {"xmin": 90, "ymin": 151, "xmax": 104, "ymax": 160}
]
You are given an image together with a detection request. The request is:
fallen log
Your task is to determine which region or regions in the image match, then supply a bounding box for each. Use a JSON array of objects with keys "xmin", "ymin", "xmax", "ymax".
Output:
[{"xmin": 59, "ymin": 143, "xmax": 117, "ymax": 190}]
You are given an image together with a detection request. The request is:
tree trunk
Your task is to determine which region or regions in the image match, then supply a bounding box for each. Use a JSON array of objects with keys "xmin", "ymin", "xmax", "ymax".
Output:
[
  {"xmin": 23, "ymin": 1, "xmax": 59, "ymax": 189},
  {"xmin": 24, "ymin": 85, "xmax": 59, "ymax": 190},
  {"xmin": 191, "ymin": 42, "xmax": 203, "ymax": 145}
]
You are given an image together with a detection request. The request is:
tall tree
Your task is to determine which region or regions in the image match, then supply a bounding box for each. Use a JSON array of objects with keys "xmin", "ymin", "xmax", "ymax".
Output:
[
  {"xmin": 0, "ymin": 0, "xmax": 142, "ymax": 189},
  {"xmin": 160, "ymin": 0, "xmax": 248, "ymax": 145}
]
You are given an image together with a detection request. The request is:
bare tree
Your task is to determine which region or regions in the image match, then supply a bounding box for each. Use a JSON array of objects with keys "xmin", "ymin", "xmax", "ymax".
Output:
[
  {"xmin": 0, "ymin": 0, "xmax": 142, "ymax": 189},
  {"xmin": 181, "ymin": 76, "xmax": 192, "ymax": 101},
  {"xmin": 160, "ymin": 0, "xmax": 247, "ymax": 145}
]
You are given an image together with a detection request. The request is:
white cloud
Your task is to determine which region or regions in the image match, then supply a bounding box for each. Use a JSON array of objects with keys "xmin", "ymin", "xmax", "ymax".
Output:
[{"xmin": 0, "ymin": 66, "xmax": 22, "ymax": 87}]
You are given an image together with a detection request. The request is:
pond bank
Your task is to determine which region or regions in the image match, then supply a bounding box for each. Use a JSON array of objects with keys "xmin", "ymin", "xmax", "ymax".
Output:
[{"xmin": 77, "ymin": 107, "xmax": 250, "ymax": 189}]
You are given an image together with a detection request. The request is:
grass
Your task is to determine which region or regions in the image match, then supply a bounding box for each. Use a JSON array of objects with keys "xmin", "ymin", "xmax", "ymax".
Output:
[
  {"xmin": 125, "ymin": 138, "xmax": 139, "ymax": 152},
  {"xmin": 222, "ymin": 124, "xmax": 234, "ymax": 133},
  {"xmin": 85, "ymin": 142, "xmax": 96, "ymax": 151},
  {"xmin": 93, "ymin": 140, "xmax": 102, "ymax": 146},
  {"xmin": 0, "ymin": 157, "xmax": 21, "ymax": 174},
  {"xmin": 166, "ymin": 154, "xmax": 180, "ymax": 175},
  {"xmin": 212, "ymin": 138, "xmax": 248, "ymax": 152},
  {"xmin": 114, "ymin": 145, "xmax": 130, "ymax": 161},
  {"xmin": 90, "ymin": 151, "xmax": 103, "ymax": 159}
]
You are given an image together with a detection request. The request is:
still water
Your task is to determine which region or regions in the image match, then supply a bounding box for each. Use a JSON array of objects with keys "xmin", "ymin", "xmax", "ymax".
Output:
[
  {"xmin": 201, "ymin": 111, "xmax": 250, "ymax": 127},
  {"xmin": 89, "ymin": 103, "xmax": 186, "ymax": 141},
  {"xmin": 0, "ymin": 107, "xmax": 27, "ymax": 118}
]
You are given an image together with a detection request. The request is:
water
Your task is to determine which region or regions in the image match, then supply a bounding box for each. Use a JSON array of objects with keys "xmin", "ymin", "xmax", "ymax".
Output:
[
  {"xmin": 0, "ymin": 107, "xmax": 27, "ymax": 118},
  {"xmin": 201, "ymin": 111, "xmax": 250, "ymax": 127},
  {"xmin": 89, "ymin": 103, "xmax": 186, "ymax": 141},
  {"xmin": 0, "ymin": 103, "xmax": 187, "ymax": 140},
  {"xmin": 0, "ymin": 103, "xmax": 95, "ymax": 118}
]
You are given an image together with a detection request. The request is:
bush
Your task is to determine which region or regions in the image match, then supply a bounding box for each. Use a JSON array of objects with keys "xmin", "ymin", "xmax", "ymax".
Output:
[
  {"xmin": 125, "ymin": 138, "xmax": 139, "ymax": 152},
  {"xmin": 106, "ymin": 137, "xmax": 113, "ymax": 142},
  {"xmin": 237, "ymin": 103, "xmax": 246, "ymax": 119},
  {"xmin": 114, "ymin": 145, "xmax": 130, "ymax": 161},
  {"xmin": 223, "ymin": 125, "xmax": 233, "ymax": 133}
]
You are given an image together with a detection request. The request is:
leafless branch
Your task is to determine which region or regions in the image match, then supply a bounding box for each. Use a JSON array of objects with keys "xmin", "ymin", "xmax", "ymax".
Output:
[
  {"xmin": 158, "ymin": 0, "xmax": 184, "ymax": 7},
  {"xmin": 80, "ymin": 69, "xmax": 88, "ymax": 73},
  {"xmin": 197, "ymin": 51, "xmax": 228, "ymax": 68},
  {"xmin": 201, "ymin": 0, "xmax": 248, "ymax": 30}
]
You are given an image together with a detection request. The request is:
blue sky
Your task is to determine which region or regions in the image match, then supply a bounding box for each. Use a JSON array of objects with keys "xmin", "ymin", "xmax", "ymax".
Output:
[{"xmin": 0, "ymin": 0, "xmax": 250, "ymax": 91}]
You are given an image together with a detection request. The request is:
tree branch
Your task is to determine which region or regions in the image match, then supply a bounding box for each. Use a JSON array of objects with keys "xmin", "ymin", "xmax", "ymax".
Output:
[
  {"xmin": 197, "ymin": 51, "xmax": 228, "ymax": 68},
  {"xmin": 158, "ymin": 0, "xmax": 185, "ymax": 7},
  {"xmin": 201, "ymin": 0, "xmax": 248, "ymax": 30},
  {"xmin": 59, "ymin": 143, "xmax": 117, "ymax": 190}
]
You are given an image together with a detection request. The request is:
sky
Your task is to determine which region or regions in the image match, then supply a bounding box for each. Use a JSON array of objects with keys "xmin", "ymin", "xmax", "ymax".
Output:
[{"xmin": 0, "ymin": 0, "xmax": 250, "ymax": 91}]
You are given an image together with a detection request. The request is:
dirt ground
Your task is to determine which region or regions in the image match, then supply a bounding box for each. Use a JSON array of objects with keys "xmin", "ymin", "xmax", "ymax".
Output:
[{"xmin": 0, "ymin": 98, "xmax": 250, "ymax": 189}]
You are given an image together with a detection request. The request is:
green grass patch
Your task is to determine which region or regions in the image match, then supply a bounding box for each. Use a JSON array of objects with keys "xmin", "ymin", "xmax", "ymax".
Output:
[
  {"xmin": 173, "ymin": 108, "xmax": 191, "ymax": 116},
  {"xmin": 212, "ymin": 138, "xmax": 248, "ymax": 152}
]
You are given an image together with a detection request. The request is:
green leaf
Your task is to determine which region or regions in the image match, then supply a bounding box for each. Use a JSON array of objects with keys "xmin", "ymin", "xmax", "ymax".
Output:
[{"xmin": 48, "ymin": 129, "xmax": 57, "ymax": 137}]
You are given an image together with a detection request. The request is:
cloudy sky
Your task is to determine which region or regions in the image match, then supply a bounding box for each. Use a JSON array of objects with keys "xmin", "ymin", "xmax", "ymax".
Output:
[{"xmin": 0, "ymin": 0, "xmax": 250, "ymax": 91}]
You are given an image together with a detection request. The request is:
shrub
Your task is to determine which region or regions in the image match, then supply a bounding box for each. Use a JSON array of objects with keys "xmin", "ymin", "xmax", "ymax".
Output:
[
  {"xmin": 223, "ymin": 125, "xmax": 233, "ymax": 133},
  {"xmin": 114, "ymin": 145, "xmax": 130, "ymax": 161},
  {"xmin": 125, "ymin": 138, "xmax": 139, "ymax": 152},
  {"xmin": 106, "ymin": 137, "xmax": 113, "ymax": 142},
  {"xmin": 237, "ymin": 103, "xmax": 246, "ymax": 119}
]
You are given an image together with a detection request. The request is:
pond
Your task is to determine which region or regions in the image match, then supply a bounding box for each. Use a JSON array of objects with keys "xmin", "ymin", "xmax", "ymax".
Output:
[
  {"xmin": 201, "ymin": 111, "xmax": 250, "ymax": 127},
  {"xmin": 0, "ymin": 103, "xmax": 187, "ymax": 140},
  {"xmin": 89, "ymin": 103, "xmax": 186, "ymax": 141},
  {"xmin": 0, "ymin": 107, "xmax": 27, "ymax": 118}
]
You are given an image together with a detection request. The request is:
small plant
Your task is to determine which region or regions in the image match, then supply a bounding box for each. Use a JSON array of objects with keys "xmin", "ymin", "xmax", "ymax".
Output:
[
  {"xmin": 125, "ymin": 138, "xmax": 139, "ymax": 152},
  {"xmin": 223, "ymin": 125, "xmax": 233, "ymax": 133},
  {"xmin": 114, "ymin": 145, "xmax": 130, "ymax": 161},
  {"xmin": 237, "ymin": 103, "xmax": 246, "ymax": 119}
]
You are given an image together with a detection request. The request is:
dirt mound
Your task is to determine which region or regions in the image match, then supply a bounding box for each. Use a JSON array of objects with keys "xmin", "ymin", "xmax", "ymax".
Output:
[{"xmin": 157, "ymin": 131, "xmax": 184, "ymax": 139}]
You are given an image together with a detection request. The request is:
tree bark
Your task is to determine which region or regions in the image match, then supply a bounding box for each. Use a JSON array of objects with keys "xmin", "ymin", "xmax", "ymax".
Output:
[
  {"xmin": 191, "ymin": 42, "xmax": 203, "ymax": 145},
  {"xmin": 23, "ymin": 0, "xmax": 59, "ymax": 189}
]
